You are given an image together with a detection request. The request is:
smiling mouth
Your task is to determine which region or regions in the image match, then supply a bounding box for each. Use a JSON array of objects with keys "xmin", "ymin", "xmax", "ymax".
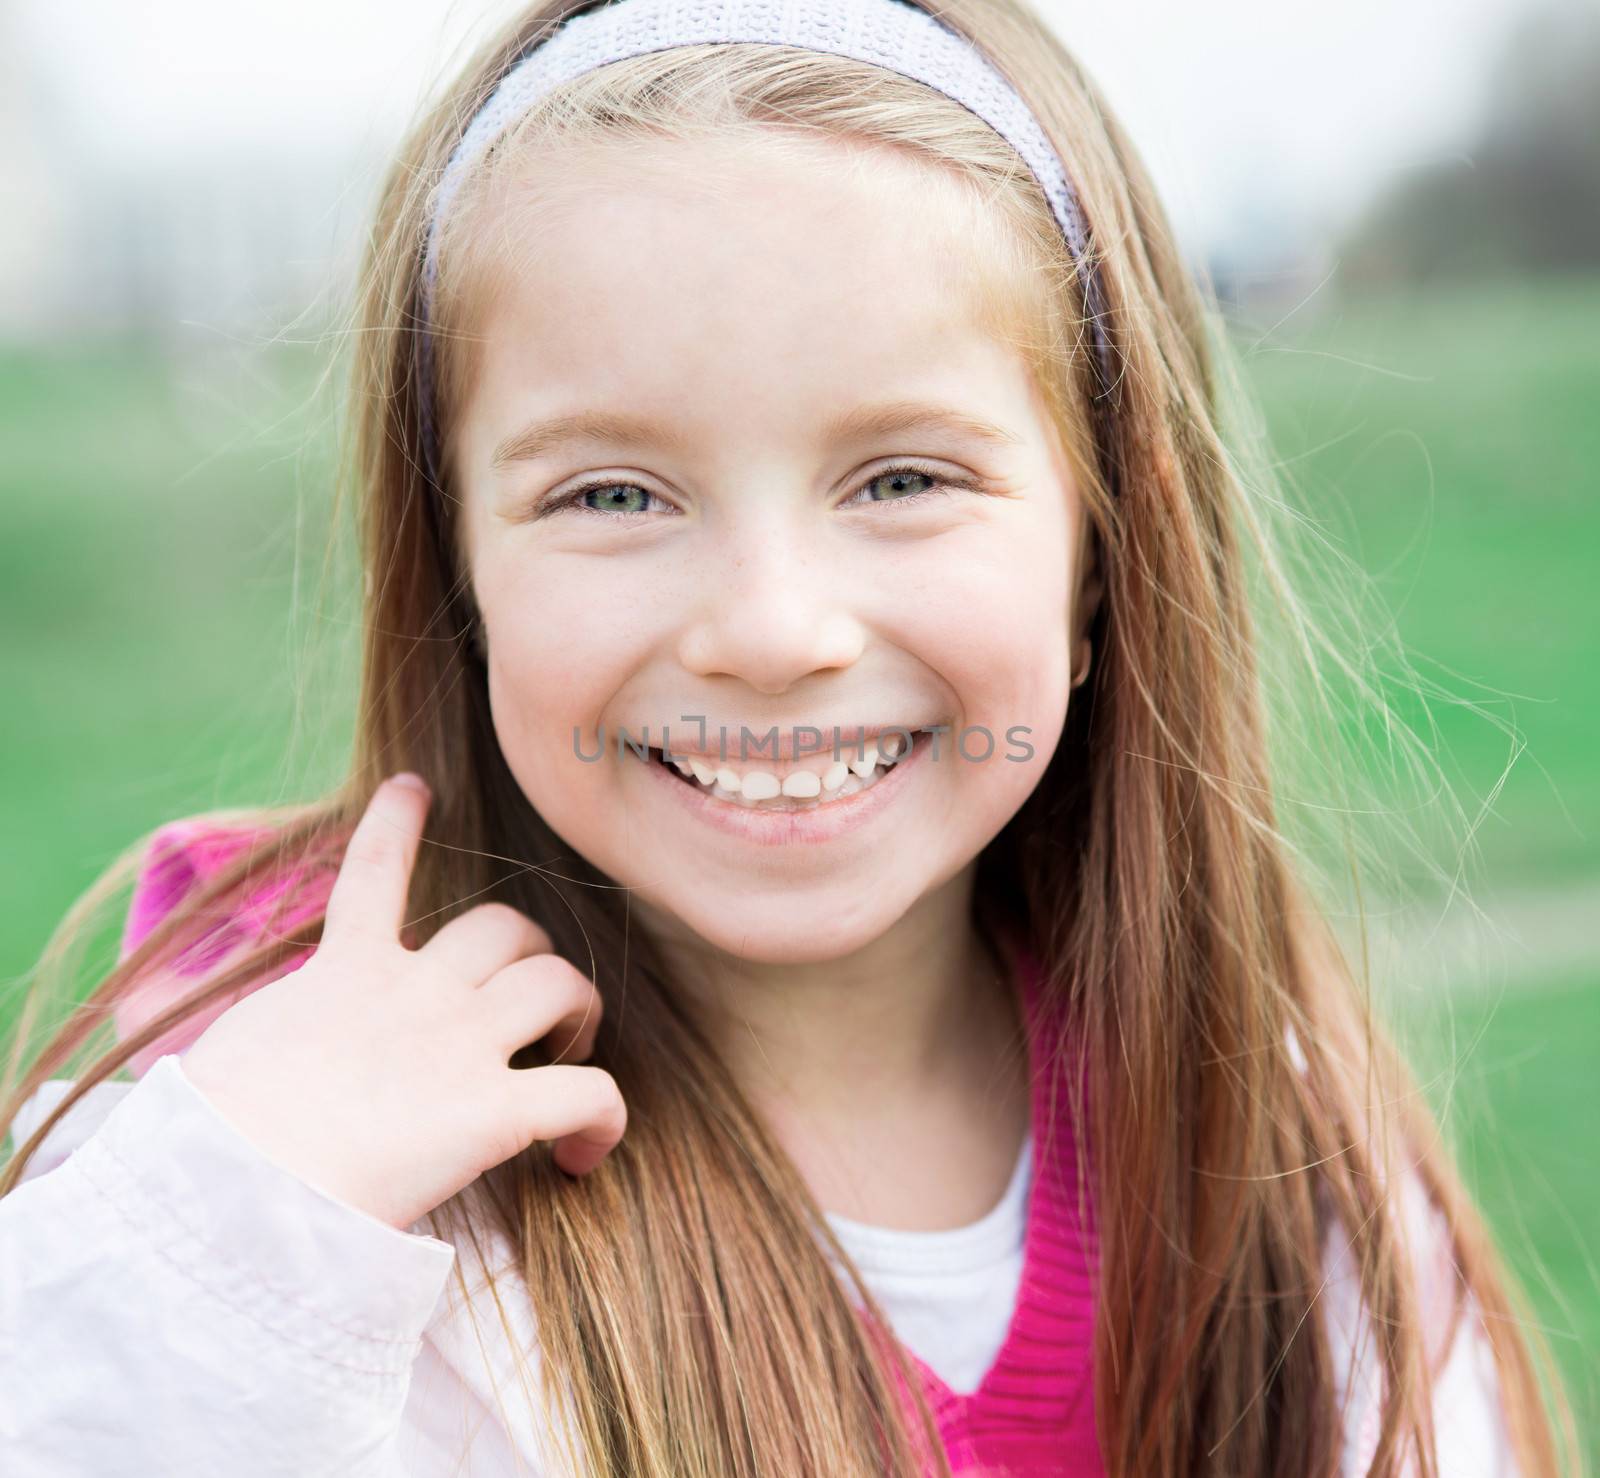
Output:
[{"xmin": 639, "ymin": 727, "xmax": 931, "ymax": 811}]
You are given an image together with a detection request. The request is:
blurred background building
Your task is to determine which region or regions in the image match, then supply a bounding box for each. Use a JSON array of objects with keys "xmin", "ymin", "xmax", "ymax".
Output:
[{"xmin": 6, "ymin": 0, "xmax": 1595, "ymax": 347}]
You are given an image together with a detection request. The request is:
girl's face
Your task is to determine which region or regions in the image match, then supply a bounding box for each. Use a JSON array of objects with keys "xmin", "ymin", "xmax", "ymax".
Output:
[{"xmin": 453, "ymin": 133, "xmax": 1098, "ymax": 965}]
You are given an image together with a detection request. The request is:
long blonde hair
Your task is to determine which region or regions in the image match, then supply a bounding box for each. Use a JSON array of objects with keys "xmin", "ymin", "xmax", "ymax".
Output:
[{"xmin": 2, "ymin": 2, "xmax": 1581, "ymax": 1473}]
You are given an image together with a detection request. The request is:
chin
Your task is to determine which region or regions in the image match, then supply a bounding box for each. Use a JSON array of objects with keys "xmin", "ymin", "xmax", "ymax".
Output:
[{"xmin": 633, "ymin": 887, "xmax": 919, "ymax": 967}]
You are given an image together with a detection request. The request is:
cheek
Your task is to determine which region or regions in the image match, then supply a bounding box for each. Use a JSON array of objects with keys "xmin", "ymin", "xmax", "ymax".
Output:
[
  {"xmin": 875, "ymin": 519, "xmax": 1075, "ymax": 760},
  {"xmin": 477, "ymin": 558, "xmax": 641, "ymax": 800}
]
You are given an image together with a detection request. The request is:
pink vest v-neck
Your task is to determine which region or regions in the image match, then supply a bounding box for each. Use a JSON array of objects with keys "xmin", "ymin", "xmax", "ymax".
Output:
[{"xmin": 867, "ymin": 940, "xmax": 1104, "ymax": 1477}]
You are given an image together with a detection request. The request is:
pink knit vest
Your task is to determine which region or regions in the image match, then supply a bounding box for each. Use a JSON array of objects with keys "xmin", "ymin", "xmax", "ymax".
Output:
[
  {"xmin": 117, "ymin": 822, "xmax": 1105, "ymax": 1475},
  {"xmin": 864, "ymin": 939, "xmax": 1104, "ymax": 1477}
]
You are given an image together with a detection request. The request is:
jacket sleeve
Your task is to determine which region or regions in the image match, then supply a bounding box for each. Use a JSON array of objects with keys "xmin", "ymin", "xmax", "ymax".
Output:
[
  {"xmin": 3, "ymin": 818, "xmax": 558, "ymax": 1476},
  {"xmin": 0, "ymin": 1053, "xmax": 460, "ymax": 1478},
  {"xmin": 1322, "ymin": 1165, "xmax": 1524, "ymax": 1478}
]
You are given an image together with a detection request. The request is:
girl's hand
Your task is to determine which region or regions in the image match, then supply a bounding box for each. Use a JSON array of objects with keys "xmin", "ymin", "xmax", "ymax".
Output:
[{"xmin": 180, "ymin": 773, "xmax": 626, "ymax": 1230}]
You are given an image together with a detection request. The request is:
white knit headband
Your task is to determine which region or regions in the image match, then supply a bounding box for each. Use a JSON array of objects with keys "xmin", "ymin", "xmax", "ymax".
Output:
[{"xmin": 416, "ymin": 0, "xmax": 1114, "ymax": 485}]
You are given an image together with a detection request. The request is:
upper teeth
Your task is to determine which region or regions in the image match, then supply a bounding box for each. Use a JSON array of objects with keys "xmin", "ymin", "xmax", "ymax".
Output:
[{"xmin": 659, "ymin": 731, "xmax": 914, "ymax": 804}]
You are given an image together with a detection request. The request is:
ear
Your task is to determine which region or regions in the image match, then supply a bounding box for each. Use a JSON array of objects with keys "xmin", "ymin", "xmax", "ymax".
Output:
[
  {"xmin": 459, "ymin": 577, "xmax": 489, "ymax": 663},
  {"xmin": 1072, "ymin": 517, "xmax": 1105, "ymax": 639}
]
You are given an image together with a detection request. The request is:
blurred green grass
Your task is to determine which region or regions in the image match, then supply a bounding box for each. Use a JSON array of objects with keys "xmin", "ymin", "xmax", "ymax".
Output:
[
  {"xmin": 5, "ymin": 276, "xmax": 1594, "ymax": 987},
  {"xmin": 0, "ymin": 337, "xmax": 357, "ymax": 987},
  {"xmin": 3, "ymin": 275, "xmax": 1596, "ymax": 1454},
  {"xmin": 1243, "ymin": 272, "xmax": 1599, "ymax": 886},
  {"xmin": 1395, "ymin": 968, "xmax": 1600, "ymax": 1464}
]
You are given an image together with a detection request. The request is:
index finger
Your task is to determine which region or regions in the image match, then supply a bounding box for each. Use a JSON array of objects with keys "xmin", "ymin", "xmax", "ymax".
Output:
[{"xmin": 324, "ymin": 773, "xmax": 432, "ymax": 942}]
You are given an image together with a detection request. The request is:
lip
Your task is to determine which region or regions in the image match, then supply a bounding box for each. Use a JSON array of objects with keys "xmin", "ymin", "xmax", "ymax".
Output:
[{"xmin": 635, "ymin": 731, "xmax": 928, "ymax": 846}]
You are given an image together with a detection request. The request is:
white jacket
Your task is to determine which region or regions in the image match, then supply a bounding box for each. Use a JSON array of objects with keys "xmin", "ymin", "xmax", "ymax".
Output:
[{"xmin": 0, "ymin": 1052, "xmax": 1520, "ymax": 1477}]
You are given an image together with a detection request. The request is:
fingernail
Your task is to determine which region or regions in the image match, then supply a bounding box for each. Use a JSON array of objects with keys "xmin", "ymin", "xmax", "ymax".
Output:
[{"xmin": 391, "ymin": 772, "xmax": 430, "ymax": 795}]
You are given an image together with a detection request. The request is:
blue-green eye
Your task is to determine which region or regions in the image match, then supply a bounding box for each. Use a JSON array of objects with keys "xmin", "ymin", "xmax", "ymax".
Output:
[
  {"xmin": 862, "ymin": 468, "xmax": 937, "ymax": 502},
  {"xmin": 576, "ymin": 483, "xmax": 654, "ymax": 515},
  {"xmin": 846, "ymin": 464, "xmax": 971, "ymax": 510},
  {"xmin": 539, "ymin": 481, "xmax": 666, "ymax": 518},
  {"xmin": 535, "ymin": 463, "xmax": 973, "ymax": 522}
]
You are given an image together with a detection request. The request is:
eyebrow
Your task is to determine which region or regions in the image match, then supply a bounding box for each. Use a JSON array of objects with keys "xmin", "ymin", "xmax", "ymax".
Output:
[
  {"xmin": 488, "ymin": 399, "xmax": 1027, "ymax": 472},
  {"xmin": 490, "ymin": 410, "xmax": 691, "ymax": 471}
]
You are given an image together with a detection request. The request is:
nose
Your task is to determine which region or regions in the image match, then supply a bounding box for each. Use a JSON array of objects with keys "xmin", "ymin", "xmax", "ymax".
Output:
[{"xmin": 676, "ymin": 524, "xmax": 866, "ymax": 695}]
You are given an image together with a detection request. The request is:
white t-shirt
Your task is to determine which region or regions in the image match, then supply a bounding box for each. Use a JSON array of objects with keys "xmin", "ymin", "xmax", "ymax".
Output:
[
  {"xmin": 0, "ymin": 1054, "xmax": 1520, "ymax": 1476},
  {"xmin": 822, "ymin": 1128, "xmax": 1032, "ymax": 1396}
]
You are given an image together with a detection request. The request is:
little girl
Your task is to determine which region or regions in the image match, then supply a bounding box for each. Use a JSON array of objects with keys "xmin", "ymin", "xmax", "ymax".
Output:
[{"xmin": 0, "ymin": 1, "xmax": 1578, "ymax": 1474}]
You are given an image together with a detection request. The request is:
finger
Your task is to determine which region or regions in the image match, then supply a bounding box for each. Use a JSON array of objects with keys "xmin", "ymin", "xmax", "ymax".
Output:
[
  {"xmin": 323, "ymin": 774, "xmax": 431, "ymax": 943},
  {"xmin": 500, "ymin": 1065, "xmax": 627, "ymax": 1177},
  {"xmin": 478, "ymin": 955, "xmax": 603, "ymax": 1064},
  {"xmin": 424, "ymin": 902, "xmax": 553, "ymax": 984}
]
